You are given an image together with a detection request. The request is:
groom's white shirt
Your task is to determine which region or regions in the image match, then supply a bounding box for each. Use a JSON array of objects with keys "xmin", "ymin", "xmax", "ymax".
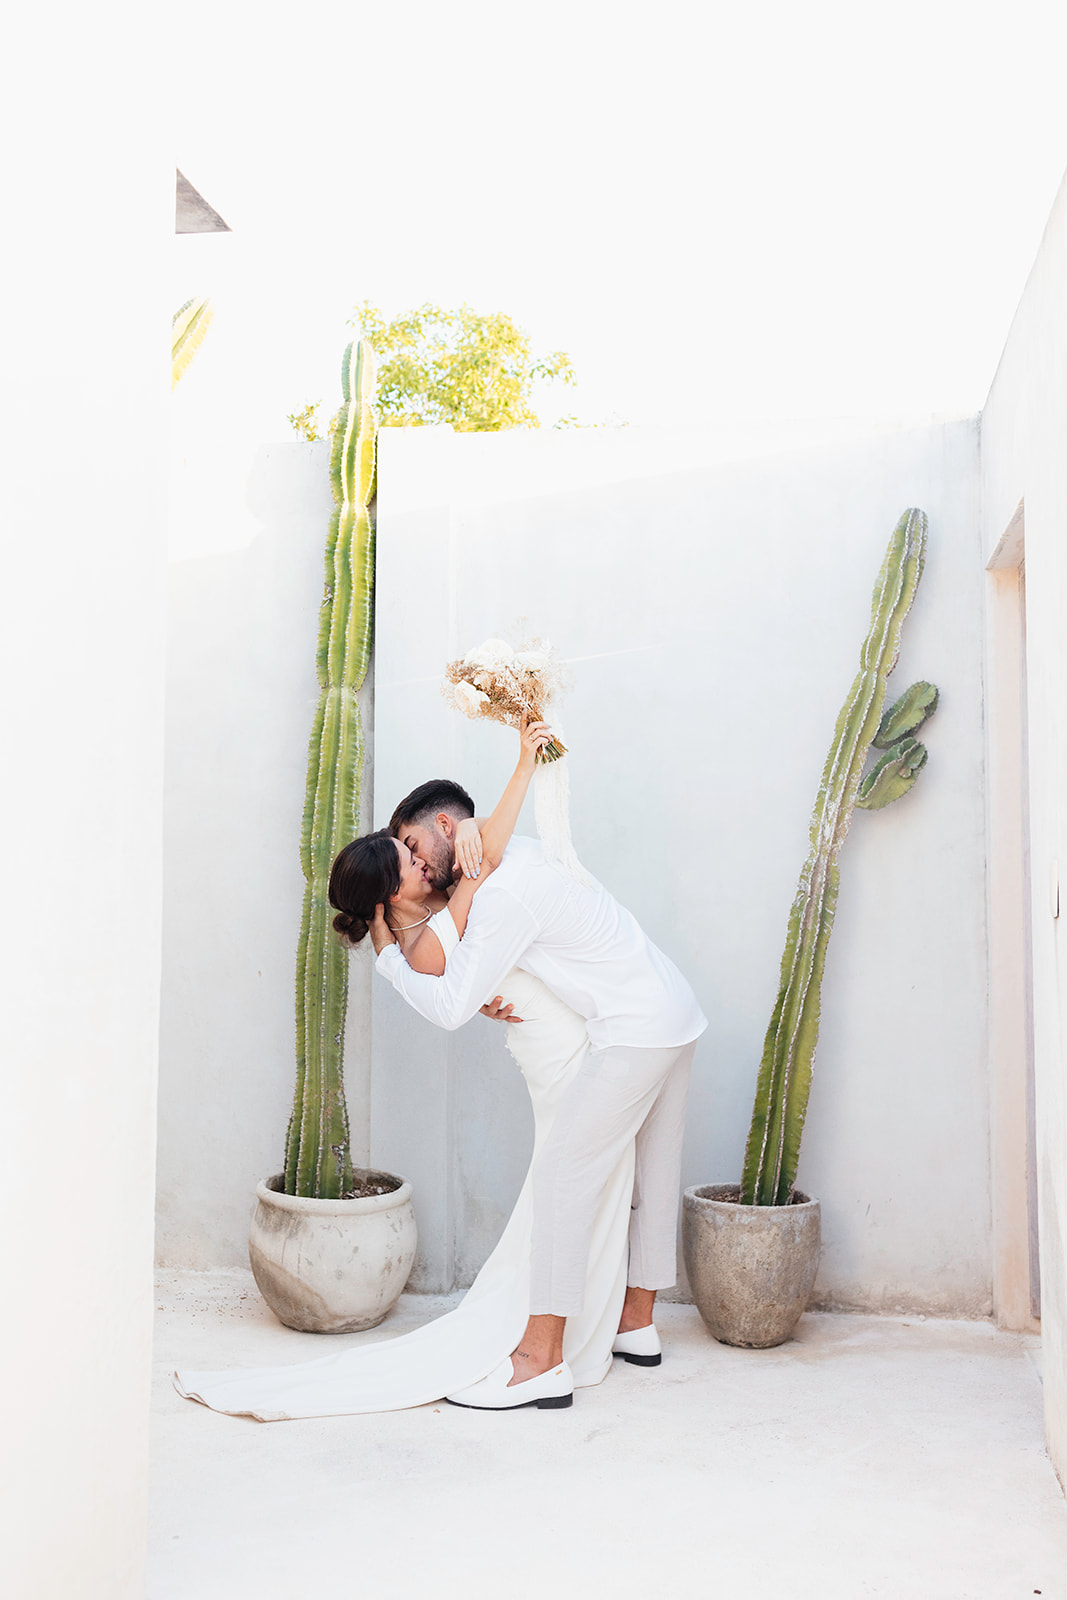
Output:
[{"xmin": 375, "ymin": 835, "xmax": 707, "ymax": 1049}]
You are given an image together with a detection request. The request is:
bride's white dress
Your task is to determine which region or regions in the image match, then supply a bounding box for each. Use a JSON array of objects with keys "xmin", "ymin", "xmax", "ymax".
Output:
[{"xmin": 173, "ymin": 912, "xmax": 634, "ymax": 1420}]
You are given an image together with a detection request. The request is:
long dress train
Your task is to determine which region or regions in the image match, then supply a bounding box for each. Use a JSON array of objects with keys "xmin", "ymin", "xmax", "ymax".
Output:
[{"xmin": 173, "ymin": 960, "xmax": 634, "ymax": 1420}]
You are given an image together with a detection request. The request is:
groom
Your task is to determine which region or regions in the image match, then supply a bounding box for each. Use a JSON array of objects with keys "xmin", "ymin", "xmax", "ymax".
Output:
[{"xmin": 370, "ymin": 777, "xmax": 706, "ymax": 1411}]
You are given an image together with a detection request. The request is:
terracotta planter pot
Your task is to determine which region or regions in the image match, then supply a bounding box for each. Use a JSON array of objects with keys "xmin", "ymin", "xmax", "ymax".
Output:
[
  {"xmin": 248, "ymin": 1171, "xmax": 417, "ymax": 1334},
  {"xmin": 682, "ymin": 1183, "xmax": 820, "ymax": 1348}
]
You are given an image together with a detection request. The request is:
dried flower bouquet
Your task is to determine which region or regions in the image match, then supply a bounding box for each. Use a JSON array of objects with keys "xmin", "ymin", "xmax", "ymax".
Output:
[{"xmin": 442, "ymin": 636, "xmax": 567, "ymax": 762}]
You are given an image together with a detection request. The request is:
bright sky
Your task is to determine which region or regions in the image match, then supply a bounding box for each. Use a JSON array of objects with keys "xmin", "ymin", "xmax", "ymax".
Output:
[{"xmin": 175, "ymin": 0, "xmax": 1067, "ymax": 437}]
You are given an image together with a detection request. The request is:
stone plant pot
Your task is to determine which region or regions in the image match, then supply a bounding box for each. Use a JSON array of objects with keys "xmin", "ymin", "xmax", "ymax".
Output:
[
  {"xmin": 249, "ymin": 1171, "xmax": 417, "ymax": 1334},
  {"xmin": 682, "ymin": 1183, "xmax": 820, "ymax": 1348}
]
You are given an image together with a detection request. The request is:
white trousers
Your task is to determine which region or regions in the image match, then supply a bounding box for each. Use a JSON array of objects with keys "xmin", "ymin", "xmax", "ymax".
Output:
[{"xmin": 529, "ymin": 1039, "xmax": 696, "ymax": 1316}]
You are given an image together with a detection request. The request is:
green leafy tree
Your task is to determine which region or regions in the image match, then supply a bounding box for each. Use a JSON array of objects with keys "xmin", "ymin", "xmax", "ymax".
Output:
[
  {"xmin": 354, "ymin": 302, "xmax": 575, "ymax": 431},
  {"xmin": 289, "ymin": 304, "xmax": 576, "ymax": 440},
  {"xmin": 287, "ymin": 400, "xmax": 325, "ymax": 443}
]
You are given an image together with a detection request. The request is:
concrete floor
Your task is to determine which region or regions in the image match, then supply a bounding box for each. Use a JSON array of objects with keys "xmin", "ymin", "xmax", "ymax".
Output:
[{"xmin": 151, "ymin": 1271, "xmax": 1067, "ymax": 1600}]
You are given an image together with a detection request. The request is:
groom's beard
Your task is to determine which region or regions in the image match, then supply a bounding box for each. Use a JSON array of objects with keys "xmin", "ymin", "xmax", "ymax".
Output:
[{"xmin": 423, "ymin": 837, "xmax": 455, "ymax": 893}]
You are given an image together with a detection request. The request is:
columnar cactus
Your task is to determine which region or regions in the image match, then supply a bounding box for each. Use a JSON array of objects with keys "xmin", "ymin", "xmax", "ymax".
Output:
[
  {"xmin": 285, "ymin": 340, "xmax": 377, "ymax": 1198},
  {"xmin": 741, "ymin": 509, "xmax": 936, "ymax": 1206},
  {"xmin": 171, "ymin": 296, "xmax": 213, "ymax": 388}
]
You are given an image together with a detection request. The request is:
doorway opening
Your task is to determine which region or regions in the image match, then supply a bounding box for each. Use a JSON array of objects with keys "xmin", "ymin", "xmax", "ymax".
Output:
[{"xmin": 986, "ymin": 501, "xmax": 1040, "ymax": 1329}]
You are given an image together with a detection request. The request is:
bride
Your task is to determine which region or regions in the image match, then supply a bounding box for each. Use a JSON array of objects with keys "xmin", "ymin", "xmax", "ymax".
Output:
[{"xmin": 174, "ymin": 720, "xmax": 655, "ymax": 1420}]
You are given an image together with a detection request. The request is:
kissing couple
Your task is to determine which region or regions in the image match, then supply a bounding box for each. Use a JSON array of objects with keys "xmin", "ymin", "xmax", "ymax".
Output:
[{"xmin": 175, "ymin": 718, "xmax": 705, "ymax": 1420}]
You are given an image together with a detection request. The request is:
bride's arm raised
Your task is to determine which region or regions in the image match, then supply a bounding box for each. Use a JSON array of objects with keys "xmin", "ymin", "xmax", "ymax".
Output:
[
  {"xmin": 379, "ymin": 718, "xmax": 551, "ymax": 977},
  {"xmin": 444, "ymin": 716, "xmax": 550, "ymax": 937}
]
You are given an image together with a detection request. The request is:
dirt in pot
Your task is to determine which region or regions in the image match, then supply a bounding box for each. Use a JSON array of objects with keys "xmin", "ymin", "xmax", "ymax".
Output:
[{"xmin": 341, "ymin": 1168, "xmax": 402, "ymax": 1200}]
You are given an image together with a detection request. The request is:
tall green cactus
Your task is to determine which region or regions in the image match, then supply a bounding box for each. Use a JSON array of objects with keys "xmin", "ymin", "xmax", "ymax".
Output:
[
  {"xmin": 740, "ymin": 509, "xmax": 935, "ymax": 1206},
  {"xmin": 285, "ymin": 340, "xmax": 377, "ymax": 1198}
]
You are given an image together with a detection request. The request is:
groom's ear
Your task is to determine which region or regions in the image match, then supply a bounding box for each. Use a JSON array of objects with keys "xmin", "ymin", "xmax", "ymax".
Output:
[{"xmin": 436, "ymin": 812, "xmax": 456, "ymax": 840}]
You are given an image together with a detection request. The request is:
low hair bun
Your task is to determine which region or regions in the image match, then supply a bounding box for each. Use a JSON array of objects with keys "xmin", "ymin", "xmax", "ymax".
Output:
[
  {"xmin": 333, "ymin": 909, "xmax": 370, "ymax": 945},
  {"xmin": 329, "ymin": 830, "xmax": 404, "ymax": 948}
]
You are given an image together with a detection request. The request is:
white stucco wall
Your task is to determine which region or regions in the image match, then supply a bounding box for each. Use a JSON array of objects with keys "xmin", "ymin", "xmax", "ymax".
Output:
[
  {"xmin": 157, "ymin": 253, "xmax": 383, "ymax": 1270},
  {"xmin": 0, "ymin": 10, "xmax": 170, "ymax": 1596},
  {"xmin": 981, "ymin": 169, "xmax": 1067, "ymax": 1484},
  {"xmin": 371, "ymin": 419, "xmax": 990, "ymax": 1312},
  {"xmin": 157, "ymin": 430, "xmax": 375, "ymax": 1266}
]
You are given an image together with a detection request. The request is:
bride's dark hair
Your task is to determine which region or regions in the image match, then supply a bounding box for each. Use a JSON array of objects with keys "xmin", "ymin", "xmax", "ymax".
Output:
[{"xmin": 329, "ymin": 830, "xmax": 402, "ymax": 946}]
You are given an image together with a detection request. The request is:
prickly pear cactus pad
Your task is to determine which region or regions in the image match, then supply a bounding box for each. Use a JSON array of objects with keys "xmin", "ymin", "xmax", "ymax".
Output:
[
  {"xmin": 740, "ymin": 510, "xmax": 937, "ymax": 1207},
  {"xmin": 857, "ymin": 736, "xmax": 928, "ymax": 809},
  {"xmin": 871, "ymin": 680, "xmax": 938, "ymax": 748}
]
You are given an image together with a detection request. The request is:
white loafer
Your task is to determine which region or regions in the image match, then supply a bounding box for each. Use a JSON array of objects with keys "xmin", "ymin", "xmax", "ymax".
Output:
[
  {"xmin": 611, "ymin": 1324, "xmax": 662, "ymax": 1366},
  {"xmin": 445, "ymin": 1356, "xmax": 574, "ymax": 1410}
]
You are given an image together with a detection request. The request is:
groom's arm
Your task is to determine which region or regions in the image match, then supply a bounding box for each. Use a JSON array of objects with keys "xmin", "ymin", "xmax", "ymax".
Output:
[{"xmin": 374, "ymin": 886, "xmax": 537, "ymax": 1031}]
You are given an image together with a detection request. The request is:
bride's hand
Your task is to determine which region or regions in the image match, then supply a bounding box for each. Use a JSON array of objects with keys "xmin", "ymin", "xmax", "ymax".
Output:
[
  {"xmin": 369, "ymin": 903, "xmax": 396, "ymax": 956},
  {"xmin": 454, "ymin": 817, "xmax": 483, "ymax": 880},
  {"xmin": 480, "ymin": 995, "xmax": 524, "ymax": 1024},
  {"xmin": 519, "ymin": 715, "xmax": 553, "ymax": 769}
]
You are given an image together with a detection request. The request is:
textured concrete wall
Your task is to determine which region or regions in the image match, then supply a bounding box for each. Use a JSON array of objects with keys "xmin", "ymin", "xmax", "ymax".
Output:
[
  {"xmin": 981, "ymin": 167, "xmax": 1067, "ymax": 1486},
  {"xmin": 371, "ymin": 419, "xmax": 989, "ymax": 1312},
  {"xmin": 0, "ymin": 8, "xmax": 171, "ymax": 1595}
]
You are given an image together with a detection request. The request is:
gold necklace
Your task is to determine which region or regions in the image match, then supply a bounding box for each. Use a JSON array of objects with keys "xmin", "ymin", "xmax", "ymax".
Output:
[{"xmin": 390, "ymin": 907, "xmax": 434, "ymax": 932}]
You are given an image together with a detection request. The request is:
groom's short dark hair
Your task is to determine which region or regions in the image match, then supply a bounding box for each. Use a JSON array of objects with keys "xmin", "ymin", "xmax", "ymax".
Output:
[{"xmin": 389, "ymin": 779, "xmax": 475, "ymax": 836}]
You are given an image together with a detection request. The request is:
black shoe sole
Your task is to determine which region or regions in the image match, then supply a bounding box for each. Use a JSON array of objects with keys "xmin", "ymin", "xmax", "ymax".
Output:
[
  {"xmin": 613, "ymin": 1351, "xmax": 662, "ymax": 1367},
  {"xmin": 445, "ymin": 1392, "xmax": 574, "ymax": 1410}
]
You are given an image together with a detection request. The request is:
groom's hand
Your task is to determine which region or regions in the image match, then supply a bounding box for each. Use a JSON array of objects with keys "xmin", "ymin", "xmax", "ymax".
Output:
[
  {"xmin": 369, "ymin": 904, "xmax": 396, "ymax": 956},
  {"xmin": 479, "ymin": 995, "xmax": 523, "ymax": 1024}
]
